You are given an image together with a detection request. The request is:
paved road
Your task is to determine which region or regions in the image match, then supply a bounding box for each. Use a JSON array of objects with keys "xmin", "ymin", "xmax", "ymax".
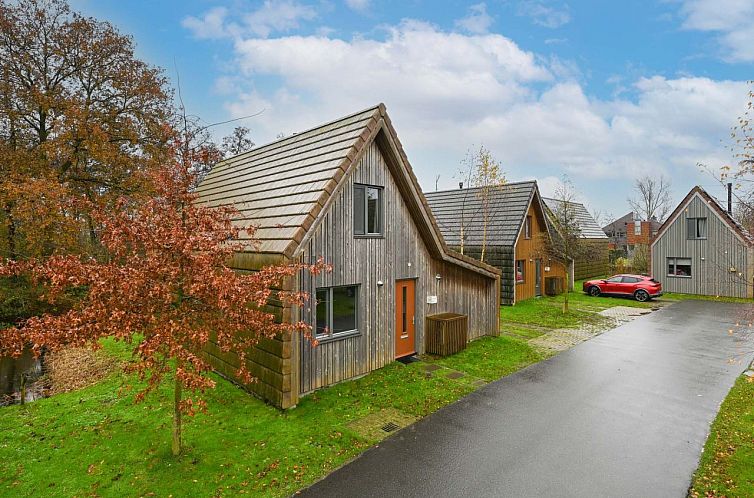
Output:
[{"xmin": 300, "ymin": 301, "xmax": 754, "ymax": 498}]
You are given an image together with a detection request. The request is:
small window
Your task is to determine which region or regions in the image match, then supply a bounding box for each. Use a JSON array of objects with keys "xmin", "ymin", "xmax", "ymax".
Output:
[
  {"xmin": 525, "ymin": 216, "xmax": 532, "ymax": 239},
  {"xmin": 354, "ymin": 184, "xmax": 383, "ymax": 236},
  {"xmin": 686, "ymin": 217, "xmax": 707, "ymax": 240},
  {"xmin": 634, "ymin": 220, "xmax": 641, "ymax": 235},
  {"xmin": 515, "ymin": 260, "xmax": 525, "ymax": 283},
  {"xmin": 667, "ymin": 257, "xmax": 692, "ymax": 278},
  {"xmin": 622, "ymin": 276, "xmax": 640, "ymax": 283},
  {"xmin": 315, "ymin": 285, "xmax": 359, "ymax": 338}
]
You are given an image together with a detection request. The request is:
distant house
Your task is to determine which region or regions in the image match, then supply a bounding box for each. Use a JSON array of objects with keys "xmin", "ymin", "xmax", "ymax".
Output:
[
  {"xmin": 541, "ymin": 197, "xmax": 609, "ymax": 281},
  {"xmin": 603, "ymin": 212, "xmax": 661, "ymax": 257},
  {"xmin": 195, "ymin": 104, "xmax": 501, "ymax": 408},
  {"xmin": 426, "ymin": 181, "xmax": 567, "ymax": 305},
  {"xmin": 651, "ymin": 186, "xmax": 754, "ymax": 298}
]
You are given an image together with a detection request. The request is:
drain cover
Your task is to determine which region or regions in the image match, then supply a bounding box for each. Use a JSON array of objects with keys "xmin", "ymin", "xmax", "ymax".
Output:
[{"xmin": 381, "ymin": 422, "xmax": 400, "ymax": 433}]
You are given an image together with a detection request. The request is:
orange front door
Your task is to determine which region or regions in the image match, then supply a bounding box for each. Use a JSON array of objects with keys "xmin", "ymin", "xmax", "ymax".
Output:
[{"xmin": 395, "ymin": 279, "xmax": 416, "ymax": 358}]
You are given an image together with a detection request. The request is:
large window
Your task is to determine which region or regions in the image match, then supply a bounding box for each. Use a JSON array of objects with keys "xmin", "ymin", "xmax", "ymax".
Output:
[
  {"xmin": 315, "ymin": 285, "xmax": 359, "ymax": 338},
  {"xmin": 687, "ymin": 217, "xmax": 707, "ymax": 240},
  {"xmin": 667, "ymin": 257, "xmax": 692, "ymax": 277},
  {"xmin": 354, "ymin": 184, "xmax": 383, "ymax": 236},
  {"xmin": 515, "ymin": 260, "xmax": 525, "ymax": 283}
]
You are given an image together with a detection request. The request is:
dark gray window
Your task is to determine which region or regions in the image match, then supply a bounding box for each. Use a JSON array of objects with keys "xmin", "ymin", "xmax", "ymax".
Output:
[
  {"xmin": 354, "ymin": 184, "xmax": 383, "ymax": 236},
  {"xmin": 667, "ymin": 257, "xmax": 692, "ymax": 277},
  {"xmin": 622, "ymin": 276, "xmax": 640, "ymax": 283},
  {"xmin": 686, "ymin": 217, "xmax": 707, "ymax": 239},
  {"xmin": 525, "ymin": 216, "xmax": 532, "ymax": 239},
  {"xmin": 315, "ymin": 285, "xmax": 359, "ymax": 338}
]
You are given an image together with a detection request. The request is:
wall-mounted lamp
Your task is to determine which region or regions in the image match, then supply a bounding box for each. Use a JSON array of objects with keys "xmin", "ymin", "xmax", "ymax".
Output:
[
  {"xmin": 377, "ymin": 280, "xmax": 384, "ymax": 286},
  {"xmin": 407, "ymin": 262, "xmax": 412, "ymax": 268},
  {"xmin": 435, "ymin": 274, "xmax": 442, "ymax": 281}
]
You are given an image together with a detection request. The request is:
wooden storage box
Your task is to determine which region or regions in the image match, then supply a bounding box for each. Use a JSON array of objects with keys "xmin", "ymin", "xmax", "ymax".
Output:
[
  {"xmin": 425, "ymin": 313, "xmax": 468, "ymax": 356},
  {"xmin": 545, "ymin": 276, "xmax": 564, "ymax": 296}
]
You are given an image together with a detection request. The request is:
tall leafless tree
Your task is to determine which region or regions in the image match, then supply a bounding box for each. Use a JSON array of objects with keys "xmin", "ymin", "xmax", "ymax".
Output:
[{"xmin": 627, "ymin": 175, "xmax": 673, "ymax": 222}]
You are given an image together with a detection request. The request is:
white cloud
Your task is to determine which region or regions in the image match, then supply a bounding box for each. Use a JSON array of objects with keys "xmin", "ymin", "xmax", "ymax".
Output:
[
  {"xmin": 517, "ymin": 1, "xmax": 571, "ymax": 29},
  {"xmin": 455, "ymin": 3, "xmax": 494, "ymax": 35},
  {"xmin": 345, "ymin": 0, "xmax": 370, "ymax": 12},
  {"xmin": 679, "ymin": 0, "xmax": 754, "ymax": 62},
  {"xmin": 182, "ymin": 7, "xmax": 232, "ymax": 40},
  {"xmin": 186, "ymin": 16, "xmax": 749, "ymax": 212},
  {"xmin": 182, "ymin": 1, "xmax": 317, "ymax": 40}
]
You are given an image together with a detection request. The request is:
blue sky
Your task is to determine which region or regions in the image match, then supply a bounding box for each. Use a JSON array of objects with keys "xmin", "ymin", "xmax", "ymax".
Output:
[{"xmin": 71, "ymin": 0, "xmax": 754, "ymax": 219}]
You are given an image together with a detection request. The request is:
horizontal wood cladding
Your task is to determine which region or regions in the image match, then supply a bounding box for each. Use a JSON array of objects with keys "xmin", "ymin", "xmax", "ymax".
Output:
[
  {"xmin": 574, "ymin": 239, "xmax": 610, "ymax": 280},
  {"xmin": 203, "ymin": 330, "xmax": 294, "ymax": 408},
  {"xmin": 297, "ymin": 141, "xmax": 499, "ymax": 395},
  {"xmin": 652, "ymin": 192, "xmax": 753, "ymax": 298},
  {"xmin": 452, "ymin": 244, "xmax": 514, "ymax": 305}
]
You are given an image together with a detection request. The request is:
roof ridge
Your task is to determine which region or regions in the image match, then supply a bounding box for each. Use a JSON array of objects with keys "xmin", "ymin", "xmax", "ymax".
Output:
[
  {"xmin": 220, "ymin": 104, "xmax": 383, "ymax": 163},
  {"xmin": 427, "ymin": 179, "xmax": 536, "ymax": 195}
]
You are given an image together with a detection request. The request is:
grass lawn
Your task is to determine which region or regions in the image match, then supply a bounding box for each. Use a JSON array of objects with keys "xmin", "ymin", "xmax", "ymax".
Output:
[
  {"xmin": 501, "ymin": 284, "xmax": 654, "ymax": 332},
  {"xmin": 691, "ymin": 375, "xmax": 754, "ymax": 497},
  {"xmin": 0, "ymin": 335, "xmax": 543, "ymax": 497}
]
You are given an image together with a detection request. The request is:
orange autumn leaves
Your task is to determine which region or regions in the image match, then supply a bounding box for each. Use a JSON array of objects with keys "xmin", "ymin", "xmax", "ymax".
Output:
[{"xmin": 0, "ymin": 159, "xmax": 329, "ymax": 413}]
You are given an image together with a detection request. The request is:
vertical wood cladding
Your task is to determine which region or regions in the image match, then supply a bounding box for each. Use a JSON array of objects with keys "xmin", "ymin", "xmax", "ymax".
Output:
[
  {"xmin": 514, "ymin": 201, "xmax": 567, "ymax": 302},
  {"xmin": 651, "ymin": 193, "xmax": 753, "ymax": 298},
  {"xmin": 297, "ymin": 141, "xmax": 499, "ymax": 394}
]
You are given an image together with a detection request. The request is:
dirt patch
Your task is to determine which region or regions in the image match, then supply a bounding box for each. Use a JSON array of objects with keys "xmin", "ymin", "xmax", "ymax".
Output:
[{"xmin": 45, "ymin": 347, "xmax": 120, "ymax": 395}]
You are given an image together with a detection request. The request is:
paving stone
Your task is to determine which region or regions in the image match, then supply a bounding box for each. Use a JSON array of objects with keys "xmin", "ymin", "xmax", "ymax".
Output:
[
  {"xmin": 424, "ymin": 364, "xmax": 442, "ymax": 372},
  {"xmin": 446, "ymin": 371, "xmax": 464, "ymax": 380}
]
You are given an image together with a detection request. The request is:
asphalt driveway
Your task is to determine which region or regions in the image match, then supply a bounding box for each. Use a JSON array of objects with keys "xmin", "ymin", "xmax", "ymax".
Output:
[{"xmin": 300, "ymin": 300, "xmax": 754, "ymax": 498}]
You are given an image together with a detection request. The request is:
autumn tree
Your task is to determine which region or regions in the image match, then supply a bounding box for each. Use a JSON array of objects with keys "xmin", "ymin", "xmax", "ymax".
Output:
[
  {"xmin": 0, "ymin": 0, "xmax": 173, "ymax": 259},
  {"xmin": 0, "ymin": 157, "xmax": 327, "ymax": 455},
  {"xmin": 627, "ymin": 175, "xmax": 673, "ymax": 222}
]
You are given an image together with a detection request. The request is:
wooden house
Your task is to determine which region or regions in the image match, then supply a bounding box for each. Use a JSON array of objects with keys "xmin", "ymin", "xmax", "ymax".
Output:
[
  {"xmin": 650, "ymin": 186, "xmax": 754, "ymax": 298},
  {"xmin": 541, "ymin": 197, "xmax": 609, "ymax": 281},
  {"xmin": 195, "ymin": 104, "xmax": 501, "ymax": 408},
  {"xmin": 425, "ymin": 181, "xmax": 566, "ymax": 305}
]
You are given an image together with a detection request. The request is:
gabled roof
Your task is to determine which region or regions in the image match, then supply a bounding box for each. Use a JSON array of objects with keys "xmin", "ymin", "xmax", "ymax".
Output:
[
  {"xmin": 541, "ymin": 197, "xmax": 608, "ymax": 239},
  {"xmin": 602, "ymin": 212, "xmax": 634, "ymax": 233},
  {"xmin": 651, "ymin": 186, "xmax": 754, "ymax": 248},
  {"xmin": 195, "ymin": 104, "xmax": 500, "ymax": 278},
  {"xmin": 425, "ymin": 181, "xmax": 542, "ymax": 247}
]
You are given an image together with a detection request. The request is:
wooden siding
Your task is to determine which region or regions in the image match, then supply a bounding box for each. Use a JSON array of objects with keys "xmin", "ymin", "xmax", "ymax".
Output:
[
  {"xmin": 574, "ymin": 239, "xmax": 610, "ymax": 280},
  {"xmin": 297, "ymin": 141, "xmax": 499, "ymax": 394},
  {"xmin": 514, "ymin": 202, "xmax": 567, "ymax": 302},
  {"xmin": 453, "ymin": 245, "xmax": 515, "ymax": 305},
  {"xmin": 651, "ymin": 193, "xmax": 753, "ymax": 298}
]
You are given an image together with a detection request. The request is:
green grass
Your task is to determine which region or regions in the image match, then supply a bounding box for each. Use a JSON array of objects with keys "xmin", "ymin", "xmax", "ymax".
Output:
[
  {"xmin": 426, "ymin": 335, "xmax": 546, "ymax": 381},
  {"xmin": 691, "ymin": 375, "xmax": 754, "ymax": 497},
  {"xmin": 0, "ymin": 335, "xmax": 543, "ymax": 497}
]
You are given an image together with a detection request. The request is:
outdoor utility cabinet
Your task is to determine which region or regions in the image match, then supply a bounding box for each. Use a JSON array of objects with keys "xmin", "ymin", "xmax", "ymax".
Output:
[
  {"xmin": 425, "ymin": 313, "xmax": 468, "ymax": 356},
  {"xmin": 545, "ymin": 277, "xmax": 564, "ymax": 296}
]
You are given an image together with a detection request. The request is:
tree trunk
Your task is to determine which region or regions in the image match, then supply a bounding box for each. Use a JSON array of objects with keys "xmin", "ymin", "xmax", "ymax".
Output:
[
  {"xmin": 172, "ymin": 373, "xmax": 182, "ymax": 456},
  {"xmin": 563, "ymin": 269, "xmax": 570, "ymax": 313},
  {"xmin": 4, "ymin": 204, "xmax": 17, "ymax": 260}
]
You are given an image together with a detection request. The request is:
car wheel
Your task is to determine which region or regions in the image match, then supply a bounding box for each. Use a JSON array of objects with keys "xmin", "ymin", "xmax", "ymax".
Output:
[
  {"xmin": 589, "ymin": 286, "xmax": 601, "ymax": 297},
  {"xmin": 634, "ymin": 289, "xmax": 649, "ymax": 302}
]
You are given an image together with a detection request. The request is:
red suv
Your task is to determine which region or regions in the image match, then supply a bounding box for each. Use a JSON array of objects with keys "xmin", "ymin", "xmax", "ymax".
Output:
[{"xmin": 582, "ymin": 274, "xmax": 662, "ymax": 302}]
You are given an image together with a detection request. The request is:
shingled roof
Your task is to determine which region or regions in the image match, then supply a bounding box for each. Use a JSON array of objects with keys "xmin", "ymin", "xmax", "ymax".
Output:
[
  {"xmin": 425, "ymin": 181, "xmax": 540, "ymax": 247},
  {"xmin": 195, "ymin": 104, "xmax": 500, "ymax": 278},
  {"xmin": 541, "ymin": 197, "xmax": 608, "ymax": 239}
]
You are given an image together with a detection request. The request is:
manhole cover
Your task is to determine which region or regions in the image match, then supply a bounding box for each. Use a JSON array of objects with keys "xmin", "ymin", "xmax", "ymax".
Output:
[{"xmin": 381, "ymin": 422, "xmax": 400, "ymax": 433}]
